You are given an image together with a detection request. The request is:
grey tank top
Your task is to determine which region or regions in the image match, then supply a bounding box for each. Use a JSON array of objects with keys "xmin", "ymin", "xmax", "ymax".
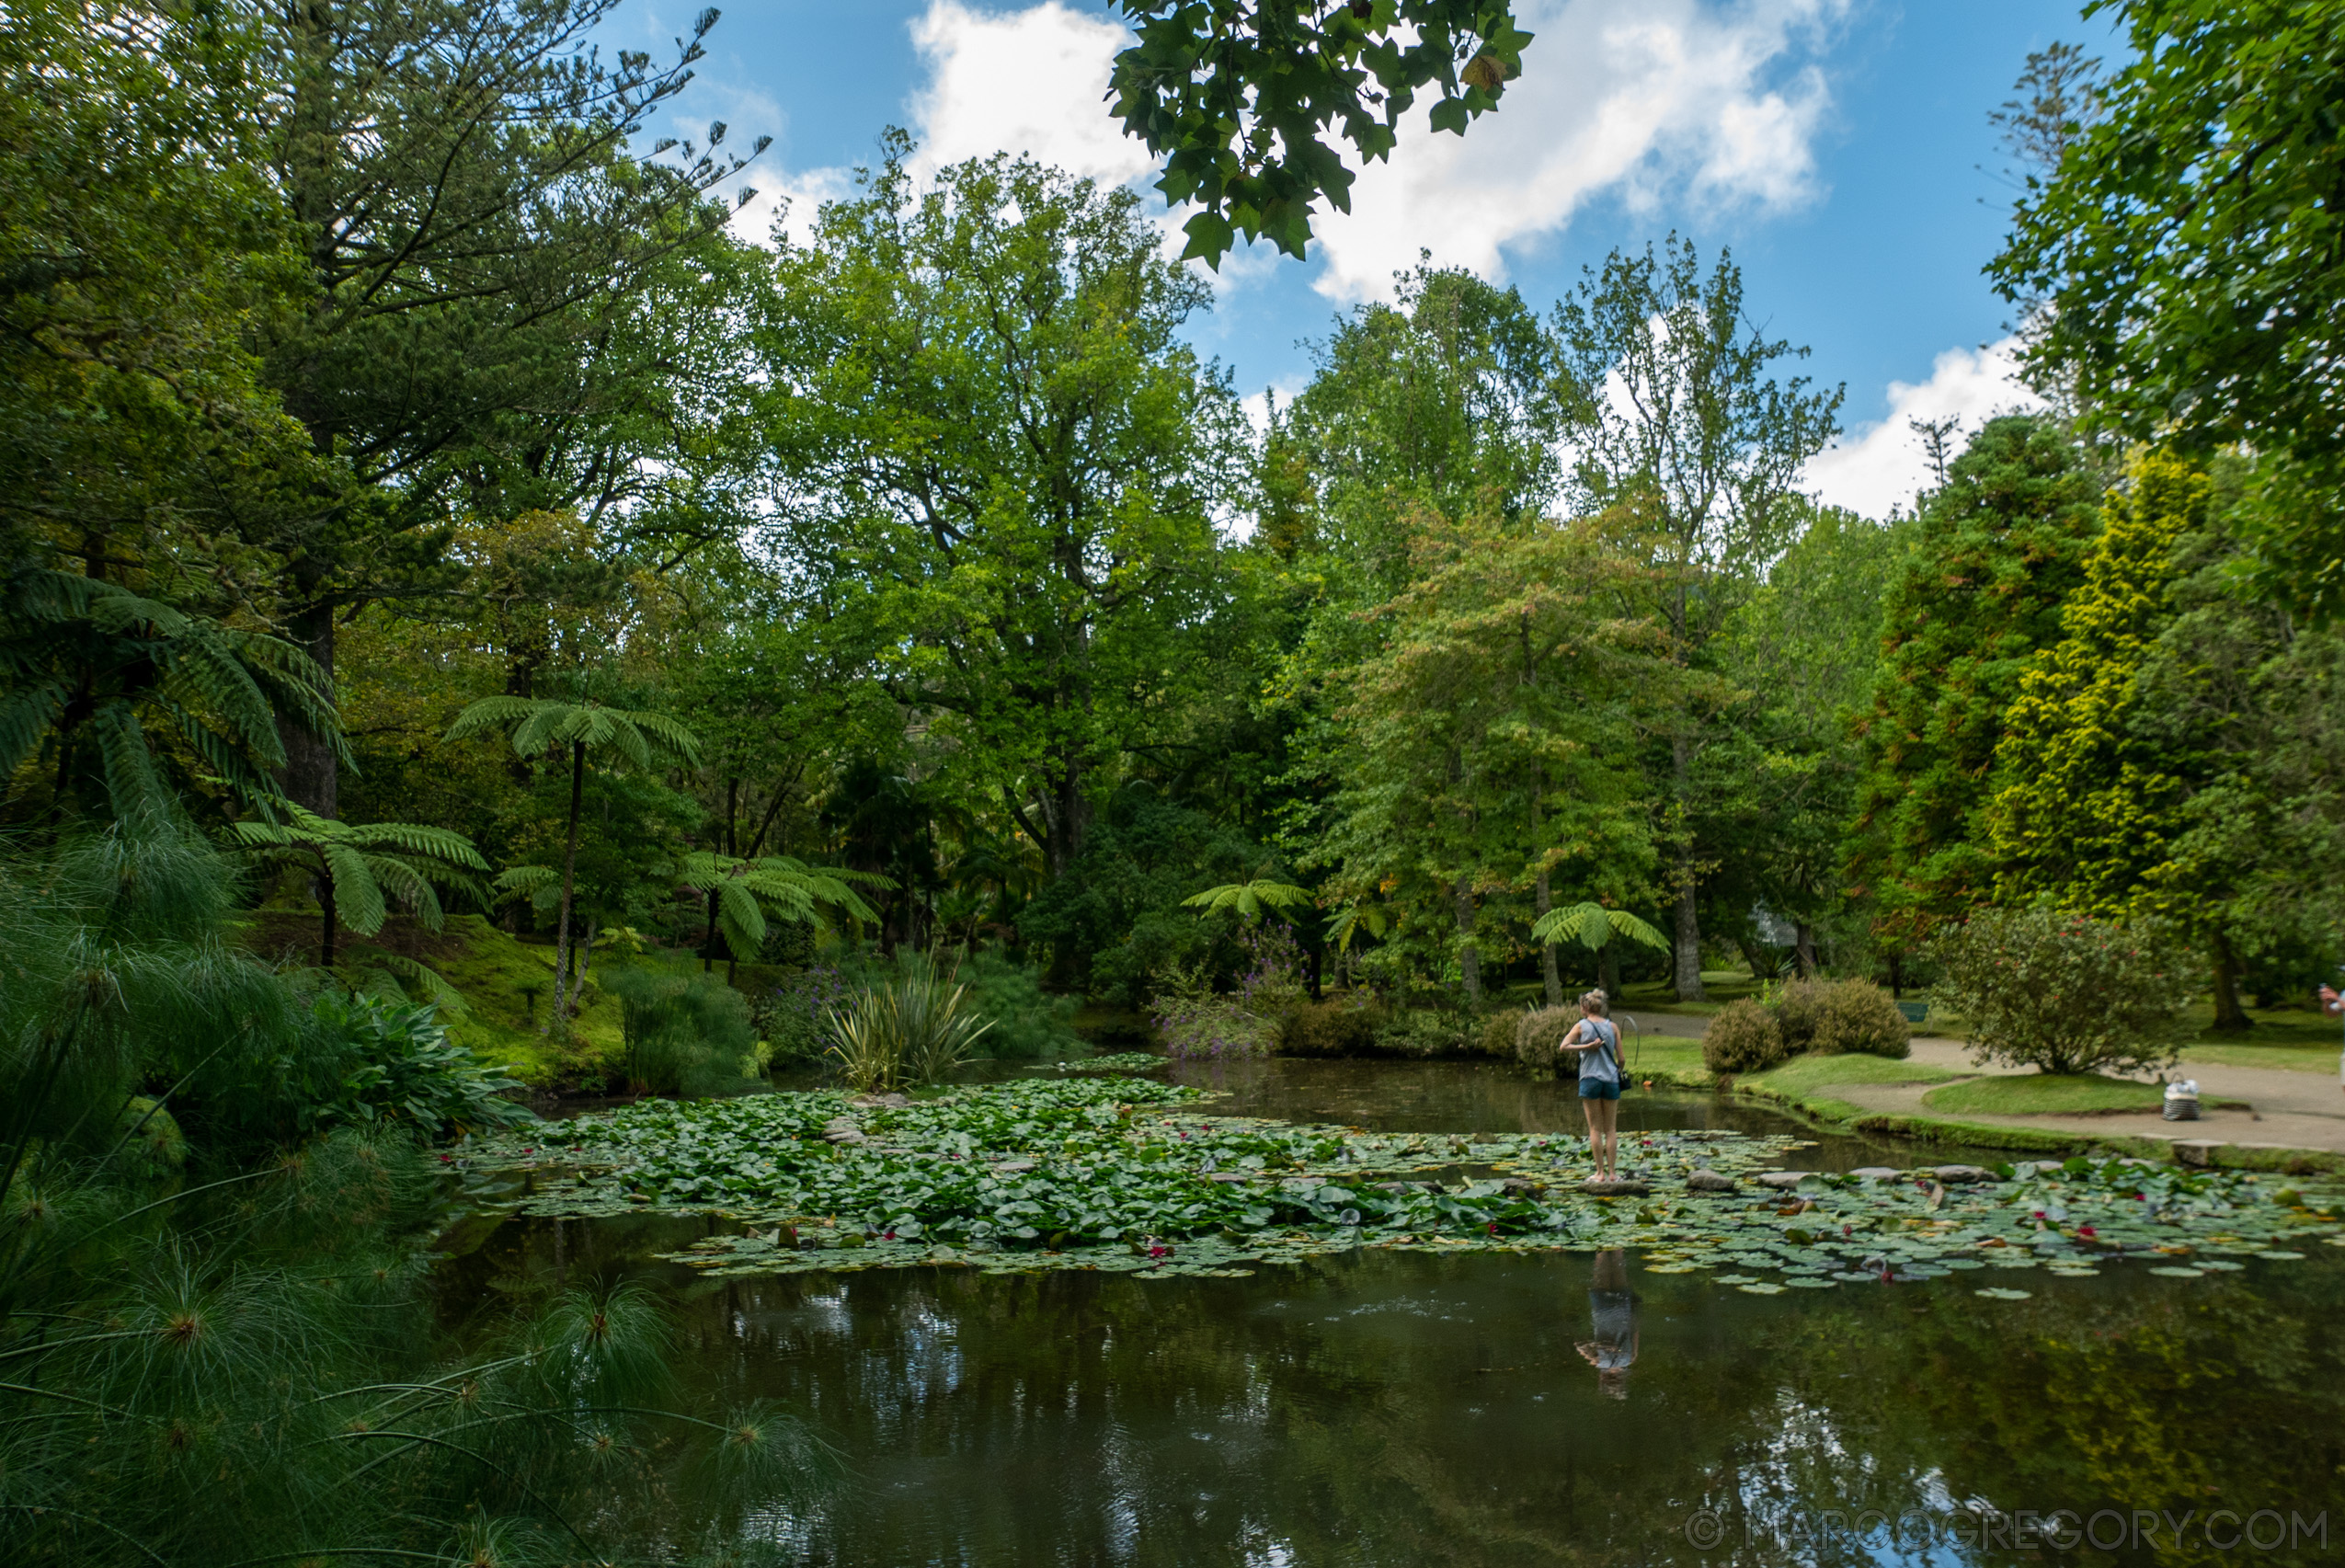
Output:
[{"xmin": 1578, "ymin": 1019, "xmax": 1619, "ymax": 1082}]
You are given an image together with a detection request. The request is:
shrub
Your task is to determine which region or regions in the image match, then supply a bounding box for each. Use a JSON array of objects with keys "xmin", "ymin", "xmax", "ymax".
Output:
[
  {"xmin": 1514, "ymin": 1006, "xmax": 1580, "ymax": 1072},
  {"xmin": 1371, "ymin": 1010, "xmax": 1469, "ymax": 1058},
  {"xmin": 307, "ymin": 993, "xmax": 535, "ymax": 1138},
  {"xmin": 950, "ymin": 944, "xmax": 1081, "ymax": 1058},
  {"xmin": 1281, "ymin": 996, "xmax": 1388, "ymax": 1056},
  {"xmin": 1927, "ymin": 906, "xmax": 2189, "ymax": 1075},
  {"xmin": 819, "ymin": 954, "xmax": 998, "ymax": 1089},
  {"xmin": 1774, "ymin": 978, "xmax": 1825, "ymax": 1053},
  {"xmin": 1150, "ymin": 962, "xmax": 1275, "ymax": 1059},
  {"xmin": 1478, "ymin": 1011, "xmax": 1521, "ymax": 1059},
  {"xmin": 602, "ymin": 967, "xmax": 761, "ymax": 1095},
  {"xmin": 750, "ymin": 963, "xmax": 856, "ymax": 1064},
  {"xmin": 1702, "ymin": 998, "xmax": 1787, "ymax": 1074},
  {"xmin": 1808, "ymin": 978, "xmax": 1911, "ymax": 1058}
]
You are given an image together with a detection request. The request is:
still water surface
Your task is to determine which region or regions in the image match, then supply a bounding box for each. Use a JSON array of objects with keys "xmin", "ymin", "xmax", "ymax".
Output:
[{"xmin": 441, "ymin": 1059, "xmax": 2345, "ymax": 1566}]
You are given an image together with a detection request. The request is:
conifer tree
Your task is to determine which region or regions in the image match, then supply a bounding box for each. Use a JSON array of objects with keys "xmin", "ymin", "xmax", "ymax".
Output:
[
  {"xmin": 1847, "ymin": 416, "xmax": 2099, "ymax": 962},
  {"xmin": 1989, "ymin": 452, "xmax": 2256, "ymax": 1030}
]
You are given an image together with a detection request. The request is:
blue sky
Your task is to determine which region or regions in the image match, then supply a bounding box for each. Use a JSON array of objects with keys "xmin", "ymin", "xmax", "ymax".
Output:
[{"xmin": 613, "ymin": 0, "xmax": 2115, "ymax": 517}]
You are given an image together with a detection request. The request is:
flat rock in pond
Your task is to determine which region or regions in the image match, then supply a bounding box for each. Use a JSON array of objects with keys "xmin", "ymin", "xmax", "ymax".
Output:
[
  {"xmin": 823, "ymin": 1129, "xmax": 865, "ymax": 1146},
  {"xmin": 1583, "ymin": 1178, "xmax": 1652, "ymax": 1196},
  {"xmin": 850, "ymin": 1093, "xmax": 910, "ymax": 1109},
  {"xmin": 1685, "ymin": 1170, "xmax": 1739, "ymax": 1193},
  {"xmin": 1755, "ymin": 1171, "xmax": 1813, "ymax": 1191},
  {"xmin": 1850, "ymin": 1166, "xmax": 1901, "ymax": 1180},
  {"xmin": 1933, "ymin": 1164, "xmax": 1989, "ymax": 1183}
]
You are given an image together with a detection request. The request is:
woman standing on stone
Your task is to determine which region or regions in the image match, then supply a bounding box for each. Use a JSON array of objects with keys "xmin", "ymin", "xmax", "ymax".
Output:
[{"xmin": 1555, "ymin": 989, "xmax": 1623, "ymax": 1181}]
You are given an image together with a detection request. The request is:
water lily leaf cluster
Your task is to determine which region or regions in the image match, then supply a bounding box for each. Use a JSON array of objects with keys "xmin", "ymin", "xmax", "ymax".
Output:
[{"xmin": 464, "ymin": 1082, "xmax": 2343, "ymax": 1287}]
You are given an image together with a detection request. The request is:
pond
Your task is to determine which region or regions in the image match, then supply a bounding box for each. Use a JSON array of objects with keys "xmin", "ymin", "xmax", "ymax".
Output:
[{"xmin": 438, "ymin": 1059, "xmax": 2345, "ymax": 1566}]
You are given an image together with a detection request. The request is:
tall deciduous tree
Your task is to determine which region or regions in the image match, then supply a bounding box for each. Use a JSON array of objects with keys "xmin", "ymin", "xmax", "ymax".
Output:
[
  {"xmin": 1848, "ymin": 416, "xmax": 2099, "ymax": 965},
  {"xmin": 756, "ymin": 144, "xmax": 1247, "ymax": 884},
  {"xmin": 1311, "ymin": 508, "xmax": 1664, "ymax": 1006},
  {"xmin": 1991, "ymin": 0, "xmax": 2345, "ymax": 618},
  {"xmin": 1552, "ymin": 236, "xmax": 1841, "ymax": 999},
  {"xmin": 1108, "ymin": 1, "xmax": 1534, "ymax": 263}
]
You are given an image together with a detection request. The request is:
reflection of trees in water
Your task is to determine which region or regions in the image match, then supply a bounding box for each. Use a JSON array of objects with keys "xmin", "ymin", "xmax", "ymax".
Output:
[{"xmin": 452, "ymin": 1216, "xmax": 2345, "ymax": 1565}]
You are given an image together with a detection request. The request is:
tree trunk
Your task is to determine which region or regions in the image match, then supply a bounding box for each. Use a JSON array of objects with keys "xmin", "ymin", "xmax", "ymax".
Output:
[
  {"xmin": 2209, "ymin": 931, "xmax": 2252, "ymax": 1033},
  {"xmin": 1453, "ymin": 876, "xmax": 1481, "ymax": 1006},
  {"xmin": 1794, "ymin": 921, "xmax": 1819, "ymax": 979},
  {"xmin": 549, "ymin": 740, "xmax": 585, "ymax": 1032},
  {"xmin": 1536, "ymin": 867, "xmax": 1560, "ymax": 1008},
  {"xmin": 320, "ymin": 868, "xmax": 337, "ymax": 970},
  {"xmin": 1669, "ymin": 736, "xmax": 1704, "ymax": 1001},
  {"xmin": 1523, "ymin": 613, "xmax": 1560, "ymax": 1007},
  {"xmin": 1671, "ymin": 876, "xmax": 1703, "ymax": 1001},
  {"xmin": 281, "ymin": 596, "xmax": 339, "ymax": 818},
  {"xmin": 1598, "ymin": 940, "xmax": 1619, "ymax": 1001}
]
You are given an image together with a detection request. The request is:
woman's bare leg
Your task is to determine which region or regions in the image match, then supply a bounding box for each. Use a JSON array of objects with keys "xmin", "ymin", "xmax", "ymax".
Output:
[
  {"xmin": 1580, "ymin": 1093, "xmax": 1602, "ymax": 1174},
  {"xmin": 1594, "ymin": 1097, "xmax": 1619, "ymax": 1178}
]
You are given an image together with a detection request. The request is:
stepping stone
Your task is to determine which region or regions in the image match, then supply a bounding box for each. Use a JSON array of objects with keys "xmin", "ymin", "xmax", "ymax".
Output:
[
  {"xmin": 2171, "ymin": 1139, "xmax": 2225, "ymax": 1168},
  {"xmin": 1850, "ymin": 1166, "xmax": 1900, "ymax": 1180},
  {"xmin": 1685, "ymin": 1170, "xmax": 1739, "ymax": 1193},
  {"xmin": 1932, "ymin": 1164, "xmax": 1990, "ymax": 1183},
  {"xmin": 1583, "ymin": 1178, "xmax": 1653, "ymax": 1196},
  {"xmin": 1756, "ymin": 1171, "xmax": 1813, "ymax": 1191},
  {"xmin": 849, "ymin": 1093, "xmax": 910, "ymax": 1108},
  {"xmin": 822, "ymin": 1128, "xmax": 865, "ymax": 1145}
]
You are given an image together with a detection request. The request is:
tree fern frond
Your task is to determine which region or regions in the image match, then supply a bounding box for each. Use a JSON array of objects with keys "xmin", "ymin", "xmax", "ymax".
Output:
[
  {"xmin": 356, "ymin": 949, "xmax": 470, "ymax": 1016},
  {"xmin": 344, "ymin": 819, "xmax": 488, "ymax": 869},
  {"xmin": 715, "ymin": 879, "xmax": 768, "ymax": 959},
  {"xmin": 0, "ymin": 680, "xmax": 65, "ymax": 777},
  {"xmin": 323, "ymin": 843, "xmax": 387, "ymax": 934},
  {"xmin": 88, "ymin": 702, "xmax": 167, "ymax": 819},
  {"xmin": 161, "ymin": 636, "xmax": 284, "ymax": 761},
  {"xmin": 444, "ymin": 695, "xmax": 542, "ymax": 747},
  {"xmin": 493, "ymin": 864, "xmax": 558, "ymax": 900}
]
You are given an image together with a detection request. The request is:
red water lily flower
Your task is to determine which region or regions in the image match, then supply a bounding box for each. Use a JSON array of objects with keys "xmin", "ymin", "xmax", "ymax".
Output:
[
  {"xmin": 2077, "ymin": 1225, "xmax": 2098, "ymax": 1239},
  {"xmin": 1148, "ymin": 1244, "xmax": 1172, "ymax": 1258}
]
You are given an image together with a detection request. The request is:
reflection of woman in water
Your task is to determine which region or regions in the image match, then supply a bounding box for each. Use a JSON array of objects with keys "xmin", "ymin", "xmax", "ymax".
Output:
[{"xmin": 1577, "ymin": 1249, "xmax": 1638, "ymax": 1400}]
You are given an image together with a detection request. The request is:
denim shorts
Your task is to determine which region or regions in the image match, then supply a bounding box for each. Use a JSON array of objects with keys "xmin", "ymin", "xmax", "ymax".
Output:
[{"xmin": 1578, "ymin": 1079, "xmax": 1621, "ymax": 1101}]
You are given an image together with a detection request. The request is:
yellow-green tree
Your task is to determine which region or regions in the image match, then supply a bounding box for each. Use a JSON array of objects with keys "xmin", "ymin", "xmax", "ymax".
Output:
[{"xmin": 1985, "ymin": 451, "xmax": 2251, "ymax": 1025}]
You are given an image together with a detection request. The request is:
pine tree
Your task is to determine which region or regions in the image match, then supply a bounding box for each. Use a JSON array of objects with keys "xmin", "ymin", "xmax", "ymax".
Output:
[{"xmin": 1847, "ymin": 416, "xmax": 2099, "ymax": 961}]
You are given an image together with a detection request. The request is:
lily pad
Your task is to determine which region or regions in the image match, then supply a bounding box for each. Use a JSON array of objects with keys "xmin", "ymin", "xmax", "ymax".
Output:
[
  {"xmin": 2147, "ymin": 1265, "xmax": 2205, "ymax": 1278},
  {"xmin": 1737, "ymin": 1282, "xmax": 1787, "ymax": 1295},
  {"xmin": 1973, "ymin": 1288, "xmax": 2032, "ymax": 1300}
]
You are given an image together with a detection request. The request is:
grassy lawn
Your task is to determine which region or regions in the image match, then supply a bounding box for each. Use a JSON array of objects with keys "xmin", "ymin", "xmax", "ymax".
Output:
[
  {"xmin": 1746, "ymin": 1053, "xmax": 1962, "ymax": 1097},
  {"xmin": 2181, "ymin": 1040, "xmax": 2341, "ymax": 1074},
  {"xmin": 1619, "ymin": 1036, "xmax": 1708, "ymax": 1081},
  {"xmin": 1922, "ymin": 1073, "xmax": 2168, "ymax": 1116}
]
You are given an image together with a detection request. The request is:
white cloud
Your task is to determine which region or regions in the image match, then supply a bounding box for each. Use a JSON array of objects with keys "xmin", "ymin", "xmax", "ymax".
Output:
[
  {"xmin": 905, "ymin": 1, "xmax": 1150, "ymax": 187},
  {"xmin": 1310, "ymin": 0, "xmax": 1847, "ymax": 301},
  {"xmin": 1803, "ymin": 337, "xmax": 2043, "ymax": 519}
]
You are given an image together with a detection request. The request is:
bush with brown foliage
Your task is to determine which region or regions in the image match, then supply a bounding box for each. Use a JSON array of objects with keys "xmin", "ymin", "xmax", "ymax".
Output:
[
  {"xmin": 1514, "ymin": 1005, "xmax": 1580, "ymax": 1073},
  {"xmin": 1702, "ymin": 998, "xmax": 1787, "ymax": 1074},
  {"xmin": 1809, "ymin": 978, "xmax": 1911, "ymax": 1058},
  {"xmin": 1278, "ymin": 996, "xmax": 1389, "ymax": 1056}
]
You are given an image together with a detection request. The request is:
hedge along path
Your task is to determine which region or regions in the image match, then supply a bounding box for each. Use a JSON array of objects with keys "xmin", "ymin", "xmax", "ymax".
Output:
[{"xmin": 462, "ymin": 1071, "xmax": 2345, "ymax": 1288}]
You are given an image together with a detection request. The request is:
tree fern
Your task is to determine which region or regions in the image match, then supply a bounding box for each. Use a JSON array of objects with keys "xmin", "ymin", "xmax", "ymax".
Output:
[
  {"xmin": 0, "ymin": 558, "xmax": 347, "ymax": 820},
  {"xmin": 680, "ymin": 851, "xmax": 892, "ymax": 963},
  {"xmin": 232, "ymin": 805, "xmax": 488, "ymax": 968},
  {"xmin": 445, "ymin": 695, "xmax": 701, "ymax": 1027}
]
